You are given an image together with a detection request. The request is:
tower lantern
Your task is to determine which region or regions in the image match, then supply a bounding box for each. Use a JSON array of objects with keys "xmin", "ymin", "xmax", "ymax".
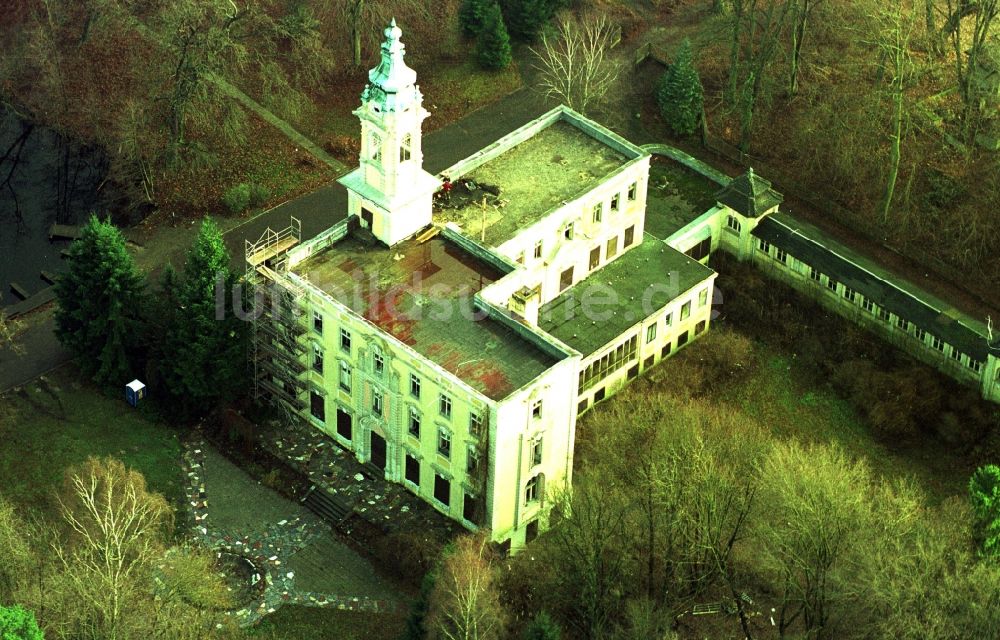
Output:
[{"xmin": 338, "ymin": 19, "xmax": 440, "ymax": 246}]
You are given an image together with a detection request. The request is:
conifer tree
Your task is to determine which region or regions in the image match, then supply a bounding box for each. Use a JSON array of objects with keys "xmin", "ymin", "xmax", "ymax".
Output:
[
  {"xmin": 54, "ymin": 214, "xmax": 146, "ymax": 385},
  {"xmin": 477, "ymin": 3, "xmax": 513, "ymax": 70},
  {"xmin": 970, "ymin": 465, "xmax": 1000, "ymax": 556},
  {"xmin": 522, "ymin": 611, "xmax": 562, "ymax": 640},
  {"xmin": 501, "ymin": 0, "xmax": 561, "ymax": 42},
  {"xmin": 460, "ymin": 0, "xmax": 492, "ymax": 36},
  {"xmin": 656, "ymin": 39, "xmax": 705, "ymax": 137},
  {"xmin": 163, "ymin": 218, "xmax": 247, "ymax": 414}
]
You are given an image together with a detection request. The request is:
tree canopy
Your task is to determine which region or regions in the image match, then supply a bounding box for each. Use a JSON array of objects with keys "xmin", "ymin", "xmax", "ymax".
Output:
[
  {"xmin": 54, "ymin": 214, "xmax": 146, "ymax": 386},
  {"xmin": 656, "ymin": 38, "xmax": 704, "ymax": 137}
]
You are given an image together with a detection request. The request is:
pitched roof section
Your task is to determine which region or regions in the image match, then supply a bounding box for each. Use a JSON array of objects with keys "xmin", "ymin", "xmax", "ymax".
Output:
[
  {"xmin": 715, "ymin": 167, "xmax": 783, "ymax": 218},
  {"xmin": 751, "ymin": 215, "xmax": 993, "ymax": 361}
]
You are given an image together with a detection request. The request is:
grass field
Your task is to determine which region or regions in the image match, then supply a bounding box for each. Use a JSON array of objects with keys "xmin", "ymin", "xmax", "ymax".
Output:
[
  {"xmin": 248, "ymin": 606, "xmax": 407, "ymax": 640},
  {"xmin": 0, "ymin": 364, "xmax": 185, "ymax": 518}
]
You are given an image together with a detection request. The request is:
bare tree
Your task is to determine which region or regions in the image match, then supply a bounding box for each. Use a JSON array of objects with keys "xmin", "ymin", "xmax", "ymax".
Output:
[
  {"xmin": 787, "ymin": 0, "xmax": 825, "ymax": 95},
  {"xmin": 727, "ymin": 0, "xmax": 795, "ymax": 151},
  {"xmin": 427, "ymin": 533, "xmax": 508, "ymax": 640},
  {"xmin": 866, "ymin": 0, "xmax": 917, "ymax": 224},
  {"xmin": 944, "ymin": 0, "xmax": 1000, "ymax": 134},
  {"xmin": 531, "ymin": 14, "xmax": 623, "ymax": 115},
  {"xmin": 53, "ymin": 457, "xmax": 172, "ymax": 640}
]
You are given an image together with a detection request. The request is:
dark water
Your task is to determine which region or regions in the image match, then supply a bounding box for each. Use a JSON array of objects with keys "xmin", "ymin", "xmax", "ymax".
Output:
[{"xmin": 0, "ymin": 107, "xmax": 112, "ymax": 306}]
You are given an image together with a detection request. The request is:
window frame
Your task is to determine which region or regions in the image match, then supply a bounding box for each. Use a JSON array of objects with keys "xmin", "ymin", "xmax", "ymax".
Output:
[
  {"xmin": 439, "ymin": 393, "xmax": 452, "ymax": 419},
  {"xmin": 438, "ymin": 427, "xmax": 452, "ymax": 458}
]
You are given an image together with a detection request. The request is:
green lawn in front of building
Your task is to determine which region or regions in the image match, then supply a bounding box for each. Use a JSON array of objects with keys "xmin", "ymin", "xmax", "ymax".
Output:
[
  {"xmin": 247, "ymin": 606, "xmax": 406, "ymax": 640},
  {"xmin": 0, "ymin": 364, "xmax": 185, "ymax": 518}
]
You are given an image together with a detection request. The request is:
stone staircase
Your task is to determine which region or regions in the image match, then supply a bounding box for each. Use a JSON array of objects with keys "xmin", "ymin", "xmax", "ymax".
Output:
[{"xmin": 302, "ymin": 485, "xmax": 352, "ymax": 527}]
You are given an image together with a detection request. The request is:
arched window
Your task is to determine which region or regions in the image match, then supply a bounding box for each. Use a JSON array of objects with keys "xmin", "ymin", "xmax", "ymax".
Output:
[
  {"xmin": 400, "ymin": 134, "xmax": 412, "ymax": 162},
  {"xmin": 726, "ymin": 215, "xmax": 742, "ymax": 233},
  {"xmin": 369, "ymin": 131, "xmax": 382, "ymax": 161},
  {"xmin": 525, "ymin": 473, "xmax": 544, "ymax": 504}
]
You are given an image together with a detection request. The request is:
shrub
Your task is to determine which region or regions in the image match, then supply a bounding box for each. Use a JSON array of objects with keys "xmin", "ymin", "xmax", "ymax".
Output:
[
  {"xmin": 0, "ymin": 605, "xmax": 43, "ymax": 640},
  {"xmin": 522, "ymin": 611, "xmax": 562, "ymax": 640},
  {"xmin": 248, "ymin": 183, "xmax": 269, "ymax": 208},
  {"xmin": 222, "ymin": 183, "xmax": 252, "ymax": 214}
]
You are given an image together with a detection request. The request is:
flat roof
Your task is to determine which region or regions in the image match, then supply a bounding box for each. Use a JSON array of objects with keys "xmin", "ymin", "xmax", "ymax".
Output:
[
  {"xmin": 434, "ymin": 120, "xmax": 629, "ymax": 247},
  {"xmin": 644, "ymin": 156, "xmax": 720, "ymax": 240},
  {"xmin": 539, "ymin": 235, "xmax": 716, "ymax": 356},
  {"xmin": 292, "ymin": 233, "xmax": 559, "ymax": 399},
  {"xmin": 752, "ymin": 214, "xmax": 992, "ymax": 361}
]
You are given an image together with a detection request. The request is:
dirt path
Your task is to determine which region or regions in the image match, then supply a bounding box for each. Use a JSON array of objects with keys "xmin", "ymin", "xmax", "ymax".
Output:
[{"xmin": 208, "ymin": 73, "xmax": 346, "ymax": 173}]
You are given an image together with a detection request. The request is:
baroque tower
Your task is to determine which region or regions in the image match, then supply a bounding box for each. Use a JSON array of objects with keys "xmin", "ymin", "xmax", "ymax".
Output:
[{"xmin": 338, "ymin": 19, "xmax": 440, "ymax": 247}]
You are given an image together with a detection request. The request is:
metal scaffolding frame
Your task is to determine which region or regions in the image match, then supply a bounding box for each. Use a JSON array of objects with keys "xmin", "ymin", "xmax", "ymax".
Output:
[{"xmin": 244, "ymin": 217, "xmax": 308, "ymax": 416}]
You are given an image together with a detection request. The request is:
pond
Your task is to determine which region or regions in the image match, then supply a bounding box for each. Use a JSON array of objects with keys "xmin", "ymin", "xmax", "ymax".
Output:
[{"xmin": 0, "ymin": 106, "xmax": 113, "ymax": 306}]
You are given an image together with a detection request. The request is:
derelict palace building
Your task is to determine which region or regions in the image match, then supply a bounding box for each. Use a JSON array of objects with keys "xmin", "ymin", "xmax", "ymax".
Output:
[{"xmin": 245, "ymin": 22, "xmax": 1000, "ymax": 551}]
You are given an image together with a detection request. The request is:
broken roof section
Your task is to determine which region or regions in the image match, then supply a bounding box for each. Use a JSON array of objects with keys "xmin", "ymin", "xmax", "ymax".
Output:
[
  {"xmin": 715, "ymin": 167, "xmax": 783, "ymax": 218},
  {"xmin": 292, "ymin": 232, "xmax": 559, "ymax": 400},
  {"xmin": 539, "ymin": 235, "xmax": 716, "ymax": 356},
  {"xmin": 436, "ymin": 106, "xmax": 647, "ymax": 247}
]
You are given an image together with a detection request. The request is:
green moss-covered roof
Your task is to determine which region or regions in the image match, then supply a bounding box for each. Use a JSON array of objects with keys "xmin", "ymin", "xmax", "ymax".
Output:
[
  {"xmin": 539, "ymin": 235, "xmax": 715, "ymax": 356},
  {"xmin": 435, "ymin": 120, "xmax": 629, "ymax": 246}
]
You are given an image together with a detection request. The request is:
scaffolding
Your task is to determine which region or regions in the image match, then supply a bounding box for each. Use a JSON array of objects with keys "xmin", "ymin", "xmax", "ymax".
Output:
[{"xmin": 245, "ymin": 217, "xmax": 308, "ymax": 415}]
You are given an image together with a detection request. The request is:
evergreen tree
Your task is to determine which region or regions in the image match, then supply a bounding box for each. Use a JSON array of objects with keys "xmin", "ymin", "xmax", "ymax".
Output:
[
  {"xmin": 0, "ymin": 605, "xmax": 44, "ymax": 640},
  {"xmin": 54, "ymin": 214, "xmax": 146, "ymax": 385},
  {"xmin": 656, "ymin": 39, "xmax": 705, "ymax": 137},
  {"xmin": 477, "ymin": 3, "xmax": 513, "ymax": 70},
  {"xmin": 501, "ymin": 0, "xmax": 562, "ymax": 42},
  {"xmin": 460, "ymin": 0, "xmax": 492, "ymax": 36},
  {"xmin": 163, "ymin": 218, "xmax": 247, "ymax": 415},
  {"xmin": 522, "ymin": 611, "xmax": 562, "ymax": 640},
  {"xmin": 970, "ymin": 465, "xmax": 1000, "ymax": 556},
  {"xmin": 146, "ymin": 263, "xmax": 181, "ymax": 394}
]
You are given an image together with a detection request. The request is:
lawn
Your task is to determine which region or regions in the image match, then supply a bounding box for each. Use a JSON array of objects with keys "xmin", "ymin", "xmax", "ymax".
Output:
[
  {"xmin": 248, "ymin": 606, "xmax": 406, "ymax": 640},
  {"xmin": 0, "ymin": 364, "xmax": 185, "ymax": 518},
  {"xmin": 711, "ymin": 344, "xmax": 970, "ymax": 502}
]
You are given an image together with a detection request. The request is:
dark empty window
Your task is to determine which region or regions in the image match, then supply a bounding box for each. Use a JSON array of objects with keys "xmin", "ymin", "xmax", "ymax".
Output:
[
  {"xmin": 644, "ymin": 355, "xmax": 654, "ymax": 369},
  {"xmin": 340, "ymin": 328, "xmax": 351, "ymax": 353},
  {"xmin": 678, "ymin": 330, "xmax": 689, "ymax": 347},
  {"xmin": 310, "ymin": 392, "xmax": 325, "ymax": 423},
  {"xmin": 463, "ymin": 492, "xmax": 479, "ymax": 524},
  {"xmin": 624, "ymin": 225, "xmax": 635, "ymax": 247},
  {"xmin": 589, "ymin": 246, "xmax": 600, "ymax": 270},
  {"xmin": 313, "ymin": 311, "xmax": 323, "ymax": 334},
  {"xmin": 559, "ymin": 267, "xmax": 574, "ymax": 292},
  {"xmin": 627, "ymin": 182, "xmax": 637, "ymax": 200},
  {"xmin": 594, "ymin": 387, "xmax": 606, "ymax": 402},
  {"xmin": 408, "ymin": 409, "xmax": 420, "ymax": 438},
  {"xmin": 687, "ymin": 236, "xmax": 711, "ymax": 261},
  {"xmin": 695, "ymin": 320, "xmax": 706, "ymax": 335},
  {"xmin": 434, "ymin": 474, "xmax": 450, "ymax": 506},
  {"xmin": 661, "ymin": 342, "xmax": 672, "ymax": 358},
  {"xmin": 410, "ymin": 373, "xmax": 421, "ymax": 398},
  {"xmin": 336, "ymin": 409, "xmax": 352, "ymax": 440},
  {"xmin": 627, "ymin": 364, "xmax": 639, "ymax": 379},
  {"xmin": 405, "ymin": 454, "xmax": 420, "ymax": 485},
  {"xmin": 611, "ymin": 193, "xmax": 620, "ymax": 211},
  {"xmin": 525, "ymin": 519, "xmax": 539, "ymax": 543},
  {"xmin": 578, "ymin": 398, "xmax": 589, "ymax": 413}
]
